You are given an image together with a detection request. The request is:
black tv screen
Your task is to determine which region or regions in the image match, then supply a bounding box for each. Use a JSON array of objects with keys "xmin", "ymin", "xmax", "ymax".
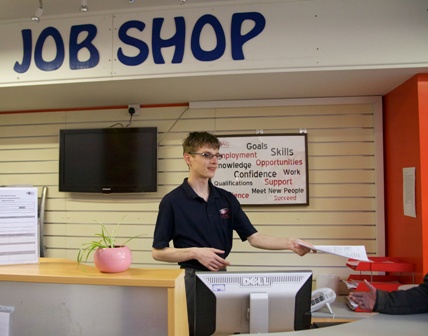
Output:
[{"xmin": 59, "ymin": 127, "xmax": 157, "ymax": 193}]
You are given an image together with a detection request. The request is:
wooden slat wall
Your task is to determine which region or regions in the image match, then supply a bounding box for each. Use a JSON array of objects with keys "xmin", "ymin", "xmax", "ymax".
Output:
[{"xmin": 0, "ymin": 98, "xmax": 383, "ymax": 280}]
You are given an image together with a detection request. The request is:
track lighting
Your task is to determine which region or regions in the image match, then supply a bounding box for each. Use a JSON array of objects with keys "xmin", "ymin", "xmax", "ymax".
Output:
[
  {"xmin": 80, "ymin": 0, "xmax": 88, "ymax": 12},
  {"xmin": 128, "ymin": 0, "xmax": 186, "ymax": 4},
  {"xmin": 32, "ymin": 0, "xmax": 43, "ymax": 22}
]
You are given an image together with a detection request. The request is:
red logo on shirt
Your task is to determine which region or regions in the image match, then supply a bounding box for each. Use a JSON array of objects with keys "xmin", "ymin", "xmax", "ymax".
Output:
[{"xmin": 219, "ymin": 208, "xmax": 231, "ymax": 219}]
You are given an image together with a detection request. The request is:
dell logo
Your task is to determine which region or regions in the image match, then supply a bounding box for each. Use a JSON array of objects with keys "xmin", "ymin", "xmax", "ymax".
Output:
[{"xmin": 242, "ymin": 276, "xmax": 269, "ymax": 286}]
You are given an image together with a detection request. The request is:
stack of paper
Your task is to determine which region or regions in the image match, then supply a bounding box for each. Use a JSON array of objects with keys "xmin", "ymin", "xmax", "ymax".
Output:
[{"xmin": 299, "ymin": 243, "xmax": 371, "ymax": 262}]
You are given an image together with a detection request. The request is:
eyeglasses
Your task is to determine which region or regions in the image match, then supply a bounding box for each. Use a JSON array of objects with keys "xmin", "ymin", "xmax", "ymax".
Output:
[{"xmin": 188, "ymin": 152, "xmax": 223, "ymax": 160}]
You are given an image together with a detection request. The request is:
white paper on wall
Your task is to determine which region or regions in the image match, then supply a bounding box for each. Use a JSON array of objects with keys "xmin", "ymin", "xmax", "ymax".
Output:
[{"xmin": 0, "ymin": 187, "xmax": 39, "ymax": 265}]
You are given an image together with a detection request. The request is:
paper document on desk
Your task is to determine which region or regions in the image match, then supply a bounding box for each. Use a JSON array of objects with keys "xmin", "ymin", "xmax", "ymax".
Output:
[{"xmin": 299, "ymin": 243, "xmax": 371, "ymax": 262}]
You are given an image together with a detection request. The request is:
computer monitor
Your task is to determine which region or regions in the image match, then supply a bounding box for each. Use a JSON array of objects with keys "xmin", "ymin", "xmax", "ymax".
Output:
[{"xmin": 194, "ymin": 270, "xmax": 313, "ymax": 335}]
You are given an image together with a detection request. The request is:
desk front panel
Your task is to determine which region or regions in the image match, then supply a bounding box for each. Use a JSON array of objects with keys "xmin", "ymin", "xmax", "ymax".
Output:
[{"xmin": 0, "ymin": 281, "xmax": 168, "ymax": 336}]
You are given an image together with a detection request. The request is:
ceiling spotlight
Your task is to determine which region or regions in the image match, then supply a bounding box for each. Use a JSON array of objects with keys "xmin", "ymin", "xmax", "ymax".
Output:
[
  {"xmin": 80, "ymin": 0, "xmax": 88, "ymax": 12},
  {"xmin": 179, "ymin": 0, "xmax": 186, "ymax": 4},
  {"xmin": 128, "ymin": 0, "xmax": 135, "ymax": 3},
  {"xmin": 32, "ymin": 0, "xmax": 43, "ymax": 22}
]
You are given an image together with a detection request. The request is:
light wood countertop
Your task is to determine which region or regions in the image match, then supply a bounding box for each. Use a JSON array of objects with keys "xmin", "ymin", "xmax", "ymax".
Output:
[{"xmin": 0, "ymin": 258, "xmax": 185, "ymax": 288}]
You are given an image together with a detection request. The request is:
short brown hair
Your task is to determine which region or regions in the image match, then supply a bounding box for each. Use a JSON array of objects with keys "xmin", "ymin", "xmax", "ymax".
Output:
[{"xmin": 182, "ymin": 131, "xmax": 220, "ymax": 154}]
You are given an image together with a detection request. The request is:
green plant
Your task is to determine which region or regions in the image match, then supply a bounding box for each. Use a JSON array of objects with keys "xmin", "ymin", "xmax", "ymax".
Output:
[{"xmin": 77, "ymin": 217, "xmax": 144, "ymax": 265}]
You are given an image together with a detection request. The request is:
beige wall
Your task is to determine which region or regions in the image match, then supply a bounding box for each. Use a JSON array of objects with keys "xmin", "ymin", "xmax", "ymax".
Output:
[{"xmin": 0, "ymin": 97, "xmax": 383, "ymax": 279}]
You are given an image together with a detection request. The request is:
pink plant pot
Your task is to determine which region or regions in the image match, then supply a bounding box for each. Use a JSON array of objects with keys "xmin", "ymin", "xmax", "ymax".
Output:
[{"xmin": 94, "ymin": 246, "xmax": 132, "ymax": 273}]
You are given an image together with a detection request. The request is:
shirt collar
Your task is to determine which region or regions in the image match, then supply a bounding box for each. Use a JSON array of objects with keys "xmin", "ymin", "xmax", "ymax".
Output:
[{"xmin": 182, "ymin": 178, "xmax": 219, "ymax": 201}]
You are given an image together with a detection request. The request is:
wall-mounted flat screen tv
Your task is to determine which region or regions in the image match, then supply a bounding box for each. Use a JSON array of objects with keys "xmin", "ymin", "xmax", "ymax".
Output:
[{"xmin": 59, "ymin": 127, "xmax": 157, "ymax": 193}]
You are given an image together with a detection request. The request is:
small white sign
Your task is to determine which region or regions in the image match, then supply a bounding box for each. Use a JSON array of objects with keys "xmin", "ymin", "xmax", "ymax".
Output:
[
  {"xmin": 0, "ymin": 187, "xmax": 39, "ymax": 265},
  {"xmin": 403, "ymin": 167, "xmax": 416, "ymax": 218}
]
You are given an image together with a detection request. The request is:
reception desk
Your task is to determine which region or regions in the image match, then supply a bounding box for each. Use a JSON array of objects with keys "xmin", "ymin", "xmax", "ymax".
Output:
[
  {"xmin": 0, "ymin": 258, "xmax": 188, "ymax": 336},
  {"xmin": 242, "ymin": 296, "xmax": 427, "ymax": 336},
  {"xmin": 241, "ymin": 313, "xmax": 428, "ymax": 336}
]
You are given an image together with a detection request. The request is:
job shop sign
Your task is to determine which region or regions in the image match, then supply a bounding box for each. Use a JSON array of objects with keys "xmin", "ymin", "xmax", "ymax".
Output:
[{"xmin": 0, "ymin": 10, "xmax": 266, "ymax": 84}]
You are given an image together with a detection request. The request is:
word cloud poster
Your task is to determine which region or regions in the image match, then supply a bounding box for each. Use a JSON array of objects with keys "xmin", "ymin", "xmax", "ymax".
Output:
[{"xmin": 213, "ymin": 134, "xmax": 308, "ymax": 205}]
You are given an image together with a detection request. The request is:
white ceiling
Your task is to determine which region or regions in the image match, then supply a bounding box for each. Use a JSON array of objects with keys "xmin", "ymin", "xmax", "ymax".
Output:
[
  {"xmin": 0, "ymin": 0, "xmax": 206, "ymax": 21},
  {"xmin": 0, "ymin": 0, "xmax": 426, "ymax": 112}
]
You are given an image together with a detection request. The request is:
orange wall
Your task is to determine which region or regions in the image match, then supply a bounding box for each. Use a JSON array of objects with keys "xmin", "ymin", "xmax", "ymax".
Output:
[
  {"xmin": 383, "ymin": 74, "xmax": 428, "ymax": 282},
  {"xmin": 418, "ymin": 77, "xmax": 428, "ymax": 277}
]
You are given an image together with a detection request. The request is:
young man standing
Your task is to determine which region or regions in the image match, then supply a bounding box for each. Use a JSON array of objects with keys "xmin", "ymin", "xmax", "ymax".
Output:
[{"xmin": 152, "ymin": 131, "xmax": 314, "ymax": 334}]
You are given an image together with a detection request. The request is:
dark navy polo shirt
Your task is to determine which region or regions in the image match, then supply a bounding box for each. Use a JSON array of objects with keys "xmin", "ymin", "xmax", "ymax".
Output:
[{"xmin": 152, "ymin": 178, "xmax": 257, "ymax": 270}]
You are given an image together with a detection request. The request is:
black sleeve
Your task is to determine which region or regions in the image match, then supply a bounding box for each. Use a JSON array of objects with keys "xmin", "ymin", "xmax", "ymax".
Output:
[
  {"xmin": 226, "ymin": 191, "xmax": 257, "ymax": 241},
  {"xmin": 152, "ymin": 197, "xmax": 174, "ymax": 249},
  {"xmin": 374, "ymin": 273, "xmax": 428, "ymax": 314}
]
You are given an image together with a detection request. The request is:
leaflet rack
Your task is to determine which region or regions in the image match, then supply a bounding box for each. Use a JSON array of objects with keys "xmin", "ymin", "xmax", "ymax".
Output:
[
  {"xmin": 347, "ymin": 256, "xmax": 415, "ymax": 285},
  {"xmin": 346, "ymin": 257, "xmax": 415, "ymax": 312}
]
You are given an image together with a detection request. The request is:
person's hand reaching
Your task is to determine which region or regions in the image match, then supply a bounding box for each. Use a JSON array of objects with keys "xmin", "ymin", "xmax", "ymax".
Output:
[{"xmin": 348, "ymin": 279, "xmax": 377, "ymax": 311}]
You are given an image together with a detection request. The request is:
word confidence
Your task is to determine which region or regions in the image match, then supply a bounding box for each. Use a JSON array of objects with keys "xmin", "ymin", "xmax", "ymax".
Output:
[{"xmin": 14, "ymin": 12, "xmax": 266, "ymax": 73}]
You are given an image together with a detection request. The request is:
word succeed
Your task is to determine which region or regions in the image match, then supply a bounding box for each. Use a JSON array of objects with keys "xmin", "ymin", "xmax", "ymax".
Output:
[{"xmin": 14, "ymin": 12, "xmax": 266, "ymax": 73}]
